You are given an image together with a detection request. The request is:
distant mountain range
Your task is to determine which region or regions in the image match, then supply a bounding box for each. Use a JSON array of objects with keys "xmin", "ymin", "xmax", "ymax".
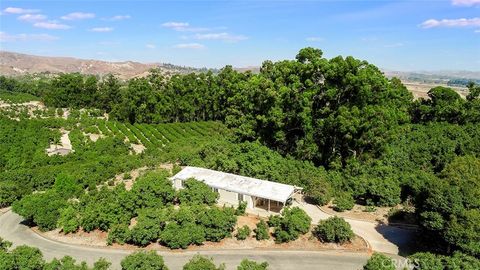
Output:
[{"xmin": 1, "ymin": 51, "xmax": 479, "ymax": 83}]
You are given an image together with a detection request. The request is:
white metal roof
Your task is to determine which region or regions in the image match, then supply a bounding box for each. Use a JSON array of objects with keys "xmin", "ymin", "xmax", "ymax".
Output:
[{"xmin": 171, "ymin": 166, "xmax": 295, "ymax": 203}]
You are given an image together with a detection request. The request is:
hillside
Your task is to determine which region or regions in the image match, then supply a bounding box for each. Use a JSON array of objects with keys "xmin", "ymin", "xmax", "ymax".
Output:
[{"xmin": 0, "ymin": 51, "xmax": 202, "ymax": 79}]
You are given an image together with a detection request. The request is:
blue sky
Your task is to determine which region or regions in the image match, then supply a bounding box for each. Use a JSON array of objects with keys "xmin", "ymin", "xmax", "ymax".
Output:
[{"xmin": 0, "ymin": 0, "xmax": 479, "ymax": 71}]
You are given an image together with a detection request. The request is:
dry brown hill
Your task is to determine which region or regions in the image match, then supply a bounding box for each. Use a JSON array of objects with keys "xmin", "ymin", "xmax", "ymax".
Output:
[{"xmin": 0, "ymin": 51, "xmax": 200, "ymax": 79}]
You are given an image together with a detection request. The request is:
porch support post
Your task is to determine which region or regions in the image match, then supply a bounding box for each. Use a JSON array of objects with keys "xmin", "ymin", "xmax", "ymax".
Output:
[{"xmin": 268, "ymin": 199, "xmax": 271, "ymax": 212}]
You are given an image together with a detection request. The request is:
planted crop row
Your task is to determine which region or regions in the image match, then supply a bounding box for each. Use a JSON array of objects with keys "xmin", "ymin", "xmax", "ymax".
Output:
[
  {"xmin": 134, "ymin": 124, "xmax": 163, "ymax": 147},
  {"xmin": 144, "ymin": 125, "xmax": 168, "ymax": 144},
  {"xmin": 96, "ymin": 120, "xmax": 112, "ymax": 136},
  {"xmin": 126, "ymin": 123, "xmax": 153, "ymax": 148},
  {"xmin": 116, "ymin": 122, "xmax": 139, "ymax": 144},
  {"xmin": 155, "ymin": 125, "xmax": 178, "ymax": 142}
]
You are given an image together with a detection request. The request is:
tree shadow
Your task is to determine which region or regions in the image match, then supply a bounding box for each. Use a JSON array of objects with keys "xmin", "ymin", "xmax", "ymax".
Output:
[{"xmin": 374, "ymin": 222, "xmax": 420, "ymax": 257}]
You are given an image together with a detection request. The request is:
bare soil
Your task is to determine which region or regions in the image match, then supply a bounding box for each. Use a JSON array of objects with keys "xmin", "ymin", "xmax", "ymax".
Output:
[
  {"xmin": 320, "ymin": 203, "xmax": 393, "ymax": 223},
  {"xmin": 34, "ymin": 214, "xmax": 368, "ymax": 252}
]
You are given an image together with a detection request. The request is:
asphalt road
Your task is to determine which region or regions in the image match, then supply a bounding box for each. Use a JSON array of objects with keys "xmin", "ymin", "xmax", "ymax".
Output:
[{"xmin": 0, "ymin": 210, "xmax": 369, "ymax": 270}]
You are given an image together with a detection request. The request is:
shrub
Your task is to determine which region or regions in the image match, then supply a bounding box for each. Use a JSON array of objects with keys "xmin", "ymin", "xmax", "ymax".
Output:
[
  {"xmin": 333, "ymin": 192, "xmax": 355, "ymax": 212},
  {"xmin": 237, "ymin": 259, "xmax": 269, "ymax": 270},
  {"xmin": 236, "ymin": 225, "xmax": 251, "ymax": 240},
  {"xmin": 313, "ymin": 216, "xmax": 354, "ymax": 244},
  {"xmin": 236, "ymin": 201, "xmax": 247, "ymax": 216},
  {"xmin": 121, "ymin": 251, "xmax": 168, "ymax": 270},
  {"xmin": 254, "ymin": 220, "xmax": 270, "ymax": 240},
  {"xmin": 267, "ymin": 215, "xmax": 282, "ymax": 227},
  {"xmin": 160, "ymin": 222, "xmax": 205, "ymax": 249},
  {"xmin": 57, "ymin": 205, "xmax": 80, "ymax": 234},
  {"xmin": 363, "ymin": 253, "xmax": 395, "ymax": 270},
  {"xmin": 178, "ymin": 179, "xmax": 219, "ymax": 205},
  {"xmin": 107, "ymin": 224, "xmax": 130, "ymax": 245},
  {"xmin": 408, "ymin": 252, "xmax": 444, "ymax": 270},
  {"xmin": 272, "ymin": 207, "xmax": 311, "ymax": 243},
  {"xmin": 197, "ymin": 207, "xmax": 237, "ymax": 242},
  {"xmin": 183, "ymin": 255, "xmax": 225, "ymax": 270},
  {"xmin": 131, "ymin": 171, "xmax": 175, "ymax": 208},
  {"xmin": 11, "ymin": 245, "xmax": 45, "ymax": 270}
]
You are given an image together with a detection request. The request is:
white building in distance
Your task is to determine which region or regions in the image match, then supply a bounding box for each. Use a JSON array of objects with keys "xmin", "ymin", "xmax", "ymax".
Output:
[{"xmin": 170, "ymin": 166, "xmax": 296, "ymax": 212}]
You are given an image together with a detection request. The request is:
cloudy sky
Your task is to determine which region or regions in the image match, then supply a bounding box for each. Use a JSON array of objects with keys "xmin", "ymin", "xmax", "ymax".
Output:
[{"xmin": 0, "ymin": 0, "xmax": 479, "ymax": 71}]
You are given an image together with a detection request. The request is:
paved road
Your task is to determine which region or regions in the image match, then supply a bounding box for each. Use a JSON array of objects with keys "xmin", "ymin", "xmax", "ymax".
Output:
[{"xmin": 0, "ymin": 211, "xmax": 369, "ymax": 270}]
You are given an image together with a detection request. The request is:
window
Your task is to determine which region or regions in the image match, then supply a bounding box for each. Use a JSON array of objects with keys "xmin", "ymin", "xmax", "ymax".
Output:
[
  {"xmin": 238, "ymin": 193, "xmax": 244, "ymax": 202},
  {"xmin": 213, "ymin": 188, "xmax": 218, "ymax": 193}
]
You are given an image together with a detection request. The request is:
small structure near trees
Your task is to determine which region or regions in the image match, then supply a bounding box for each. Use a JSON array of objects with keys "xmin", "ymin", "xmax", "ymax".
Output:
[{"xmin": 170, "ymin": 166, "xmax": 296, "ymax": 212}]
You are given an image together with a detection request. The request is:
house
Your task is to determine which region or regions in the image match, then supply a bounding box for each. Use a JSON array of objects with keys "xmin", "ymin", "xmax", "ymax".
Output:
[{"xmin": 170, "ymin": 166, "xmax": 296, "ymax": 212}]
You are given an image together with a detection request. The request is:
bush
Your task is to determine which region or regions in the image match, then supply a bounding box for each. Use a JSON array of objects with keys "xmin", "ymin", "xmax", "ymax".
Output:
[
  {"xmin": 237, "ymin": 259, "xmax": 269, "ymax": 270},
  {"xmin": 160, "ymin": 222, "xmax": 205, "ymax": 249},
  {"xmin": 121, "ymin": 251, "xmax": 169, "ymax": 270},
  {"xmin": 313, "ymin": 216, "xmax": 354, "ymax": 244},
  {"xmin": 107, "ymin": 224, "xmax": 130, "ymax": 245},
  {"xmin": 197, "ymin": 207, "xmax": 237, "ymax": 242},
  {"xmin": 236, "ymin": 201, "xmax": 247, "ymax": 216},
  {"xmin": 11, "ymin": 245, "xmax": 45, "ymax": 270},
  {"xmin": 363, "ymin": 253, "xmax": 395, "ymax": 270},
  {"xmin": 178, "ymin": 179, "xmax": 219, "ymax": 205},
  {"xmin": 272, "ymin": 207, "xmax": 312, "ymax": 243},
  {"xmin": 333, "ymin": 192, "xmax": 354, "ymax": 212},
  {"xmin": 183, "ymin": 255, "xmax": 225, "ymax": 270},
  {"xmin": 254, "ymin": 220, "xmax": 270, "ymax": 240},
  {"xmin": 236, "ymin": 225, "xmax": 251, "ymax": 240},
  {"xmin": 131, "ymin": 171, "xmax": 175, "ymax": 208},
  {"xmin": 267, "ymin": 215, "xmax": 282, "ymax": 227},
  {"xmin": 57, "ymin": 205, "xmax": 80, "ymax": 234}
]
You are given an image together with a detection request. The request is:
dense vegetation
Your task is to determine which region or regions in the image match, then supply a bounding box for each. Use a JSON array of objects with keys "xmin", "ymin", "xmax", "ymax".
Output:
[{"xmin": 1, "ymin": 47, "xmax": 479, "ymax": 263}]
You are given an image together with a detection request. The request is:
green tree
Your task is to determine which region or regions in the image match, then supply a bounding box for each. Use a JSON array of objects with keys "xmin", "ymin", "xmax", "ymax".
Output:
[
  {"xmin": 12, "ymin": 245, "xmax": 45, "ymax": 270},
  {"xmin": 363, "ymin": 253, "xmax": 395, "ymax": 270},
  {"xmin": 182, "ymin": 255, "xmax": 225, "ymax": 270},
  {"xmin": 272, "ymin": 207, "xmax": 311, "ymax": 243},
  {"xmin": 333, "ymin": 192, "xmax": 354, "ymax": 212},
  {"xmin": 254, "ymin": 220, "xmax": 270, "ymax": 240},
  {"xmin": 313, "ymin": 216, "xmax": 354, "ymax": 244},
  {"xmin": 121, "ymin": 251, "xmax": 168, "ymax": 270},
  {"xmin": 177, "ymin": 179, "xmax": 219, "ymax": 205},
  {"xmin": 235, "ymin": 225, "xmax": 251, "ymax": 240},
  {"xmin": 237, "ymin": 259, "xmax": 268, "ymax": 270}
]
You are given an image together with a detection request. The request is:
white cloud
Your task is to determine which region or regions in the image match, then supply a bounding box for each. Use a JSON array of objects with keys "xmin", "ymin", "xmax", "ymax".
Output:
[
  {"xmin": 194, "ymin": 32, "xmax": 248, "ymax": 42},
  {"xmin": 420, "ymin": 17, "xmax": 480, "ymax": 28},
  {"xmin": 306, "ymin": 37, "xmax": 324, "ymax": 42},
  {"xmin": 33, "ymin": 21, "xmax": 71, "ymax": 30},
  {"xmin": 90, "ymin": 27, "xmax": 114, "ymax": 32},
  {"xmin": 61, "ymin": 12, "xmax": 95, "ymax": 20},
  {"xmin": 452, "ymin": 0, "xmax": 480, "ymax": 6},
  {"xmin": 162, "ymin": 21, "xmax": 209, "ymax": 32},
  {"xmin": 475, "ymin": 29, "xmax": 480, "ymax": 33},
  {"xmin": 146, "ymin": 44, "xmax": 156, "ymax": 49},
  {"xmin": 103, "ymin": 15, "xmax": 131, "ymax": 21},
  {"xmin": 173, "ymin": 43, "xmax": 205, "ymax": 49},
  {"xmin": 17, "ymin": 14, "xmax": 47, "ymax": 22},
  {"xmin": 0, "ymin": 31, "xmax": 58, "ymax": 42},
  {"xmin": 3, "ymin": 7, "xmax": 40, "ymax": 14}
]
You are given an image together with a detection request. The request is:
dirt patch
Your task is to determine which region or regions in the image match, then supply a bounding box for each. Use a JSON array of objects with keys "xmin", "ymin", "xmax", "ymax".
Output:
[
  {"xmin": 46, "ymin": 128, "xmax": 73, "ymax": 156},
  {"xmin": 320, "ymin": 203, "xmax": 394, "ymax": 223},
  {"xmin": 130, "ymin": 143, "xmax": 145, "ymax": 154},
  {"xmin": 84, "ymin": 132, "xmax": 104, "ymax": 142},
  {"xmin": 34, "ymin": 214, "xmax": 368, "ymax": 252}
]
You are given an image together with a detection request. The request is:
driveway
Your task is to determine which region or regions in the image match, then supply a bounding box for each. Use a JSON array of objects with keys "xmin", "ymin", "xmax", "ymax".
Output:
[
  {"xmin": 293, "ymin": 202, "xmax": 415, "ymax": 255},
  {"xmin": 0, "ymin": 210, "xmax": 369, "ymax": 270}
]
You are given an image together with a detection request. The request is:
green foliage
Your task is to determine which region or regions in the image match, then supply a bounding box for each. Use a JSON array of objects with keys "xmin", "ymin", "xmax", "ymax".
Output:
[
  {"xmin": 12, "ymin": 190, "xmax": 67, "ymax": 231},
  {"xmin": 198, "ymin": 206, "xmax": 237, "ymax": 242},
  {"xmin": 333, "ymin": 192, "xmax": 355, "ymax": 212},
  {"xmin": 409, "ymin": 252, "xmax": 480, "ymax": 270},
  {"xmin": 182, "ymin": 255, "xmax": 225, "ymax": 270},
  {"xmin": 272, "ymin": 207, "xmax": 311, "ymax": 243},
  {"xmin": 236, "ymin": 201, "xmax": 247, "ymax": 216},
  {"xmin": 313, "ymin": 216, "xmax": 354, "ymax": 244},
  {"xmin": 121, "ymin": 251, "xmax": 169, "ymax": 270},
  {"xmin": 130, "ymin": 171, "xmax": 175, "ymax": 208},
  {"xmin": 237, "ymin": 259, "xmax": 269, "ymax": 270},
  {"xmin": 363, "ymin": 253, "xmax": 395, "ymax": 270},
  {"xmin": 160, "ymin": 222, "xmax": 205, "ymax": 249},
  {"xmin": 235, "ymin": 225, "xmax": 251, "ymax": 240},
  {"xmin": 107, "ymin": 224, "xmax": 130, "ymax": 245},
  {"xmin": 57, "ymin": 205, "xmax": 80, "ymax": 234},
  {"xmin": 128, "ymin": 208, "xmax": 169, "ymax": 246},
  {"xmin": 178, "ymin": 179, "xmax": 219, "ymax": 206},
  {"xmin": 11, "ymin": 245, "xmax": 45, "ymax": 270},
  {"xmin": 254, "ymin": 220, "xmax": 270, "ymax": 240}
]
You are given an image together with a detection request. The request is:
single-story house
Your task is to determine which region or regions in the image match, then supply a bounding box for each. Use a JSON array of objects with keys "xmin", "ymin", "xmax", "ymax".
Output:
[{"xmin": 170, "ymin": 166, "xmax": 296, "ymax": 212}]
